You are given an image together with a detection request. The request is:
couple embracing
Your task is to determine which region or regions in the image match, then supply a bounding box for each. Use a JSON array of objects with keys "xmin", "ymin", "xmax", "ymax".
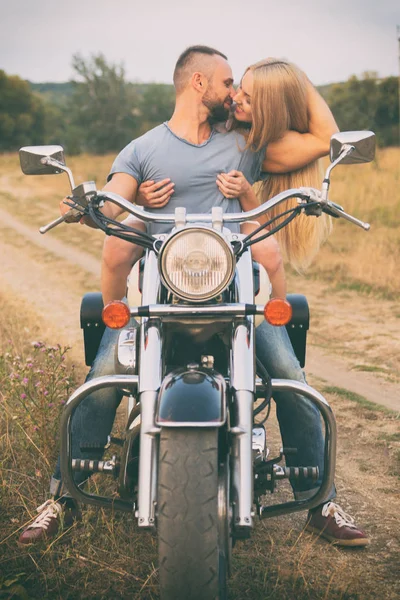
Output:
[{"xmin": 19, "ymin": 45, "xmax": 369, "ymax": 548}]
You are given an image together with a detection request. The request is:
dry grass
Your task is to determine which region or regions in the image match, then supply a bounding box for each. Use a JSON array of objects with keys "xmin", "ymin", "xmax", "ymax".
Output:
[{"xmin": 304, "ymin": 147, "xmax": 400, "ymax": 298}]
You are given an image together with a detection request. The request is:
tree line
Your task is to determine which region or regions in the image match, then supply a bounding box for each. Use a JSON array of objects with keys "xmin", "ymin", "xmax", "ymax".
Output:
[{"xmin": 0, "ymin": 53, "xmax": 398, "ymax": 154}]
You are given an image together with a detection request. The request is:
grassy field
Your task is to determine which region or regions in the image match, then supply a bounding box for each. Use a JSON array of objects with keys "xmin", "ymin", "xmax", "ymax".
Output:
[
  {"xmin": 0, "ymin": 148, "xmax": 399, "ymax": 599},
  {"xmin": 305, "ymin": 147, "xmax": 400, "ymax": 298}
]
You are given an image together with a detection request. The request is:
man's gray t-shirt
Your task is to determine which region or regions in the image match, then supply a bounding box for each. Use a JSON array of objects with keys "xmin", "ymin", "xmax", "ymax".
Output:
[{"xmin": 108, "ymin": 122, "xmax": 265, "ymax": 234}]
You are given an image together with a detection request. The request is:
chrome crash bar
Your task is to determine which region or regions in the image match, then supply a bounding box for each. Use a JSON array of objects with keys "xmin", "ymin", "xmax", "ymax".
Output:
[
  {"xmin": 60, "ymin": 374, "xmax": 139, "ymax": 512},
  {"xmin": 60, "ymin": 375, "xmax": 336, "ymax": 521},
  {"xmin": 258, "ymin": 379, "xmax": 336, "ymax": 519}
]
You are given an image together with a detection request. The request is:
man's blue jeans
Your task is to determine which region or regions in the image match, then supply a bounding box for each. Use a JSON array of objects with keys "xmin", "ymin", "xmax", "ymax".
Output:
[{"xmin": 51, "ymin": 320, "xmax": 335, "ymax": 503}]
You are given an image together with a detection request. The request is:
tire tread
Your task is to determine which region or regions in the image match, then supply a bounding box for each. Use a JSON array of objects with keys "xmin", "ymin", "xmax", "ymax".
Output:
[{"xmin": 158, "ymin": 428, "xmax": 220, "ymax": 600}]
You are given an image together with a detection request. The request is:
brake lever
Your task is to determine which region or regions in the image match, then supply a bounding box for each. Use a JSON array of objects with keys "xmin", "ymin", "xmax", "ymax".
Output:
[
  {"xmin": 39, "ymin": 181, "xmax": 97, "ymax": 234},
  {"xmin": 321, "ymin": 201, "xmax": 343, "ymax": 219},
  {"xmin": 39, "ymin": 207, "xmax": 85, "ymax": 234},
  {"xmin": 298, "ymin": 187, "xmax": 370, "ymax": 231}
]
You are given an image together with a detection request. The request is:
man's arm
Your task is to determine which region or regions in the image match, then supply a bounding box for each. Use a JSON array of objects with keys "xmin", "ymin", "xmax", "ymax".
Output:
[
  {"xmin": 60, "ymin": 172, "xmax": 139, "ymax": 225},
  {"xmin": 262, "ymin": 81, "xmax": 339, "ymax": 174},
  {"xmin": 100, "ymin": 173, "xmax": 139, "ymax": 219}
]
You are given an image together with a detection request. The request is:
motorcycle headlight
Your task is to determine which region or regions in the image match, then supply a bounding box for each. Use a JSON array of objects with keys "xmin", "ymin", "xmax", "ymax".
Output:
[{"xmin": 159, "ymin": 227, "xmax": 235, "ymax": 302}]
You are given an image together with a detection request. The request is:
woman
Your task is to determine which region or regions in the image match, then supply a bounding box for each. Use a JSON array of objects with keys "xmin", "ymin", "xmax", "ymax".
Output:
[
  {"xmin": 100, "ymin": 58, "xmax": 331, "ymax": 306},
  {"xmin": 227, "ymin": 57, "xmax": 331, "ymax": 271}
]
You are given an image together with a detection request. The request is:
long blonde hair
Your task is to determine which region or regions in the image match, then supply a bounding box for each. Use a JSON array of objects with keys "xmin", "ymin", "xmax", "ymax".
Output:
[{"xmin": 241, "ymin": 58, "xmax": 331, "ymax": 271}]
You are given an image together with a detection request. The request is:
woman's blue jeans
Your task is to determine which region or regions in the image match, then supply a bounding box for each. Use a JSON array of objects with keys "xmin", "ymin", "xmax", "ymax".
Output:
[{"xmin": 51, "ymin": 321, "xmax": 335, "ymax": 503}]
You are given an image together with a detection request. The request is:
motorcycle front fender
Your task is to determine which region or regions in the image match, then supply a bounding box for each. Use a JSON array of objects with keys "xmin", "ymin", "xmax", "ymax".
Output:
[{"xmin": 155, "ymin": 367, "xmax": 227, "ymax": 427}]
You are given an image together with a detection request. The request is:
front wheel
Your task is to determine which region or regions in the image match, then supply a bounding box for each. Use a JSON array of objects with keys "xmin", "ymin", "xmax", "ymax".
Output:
[{"xmin": 157, "ymin": 428, "xmax": 228, "ymax": 600}]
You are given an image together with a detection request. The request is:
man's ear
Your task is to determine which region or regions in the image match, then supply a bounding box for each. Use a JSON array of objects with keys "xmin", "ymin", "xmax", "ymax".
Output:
[{"xmin": 192, "ymin": 72, "xmax": 207, "ymax": 93}]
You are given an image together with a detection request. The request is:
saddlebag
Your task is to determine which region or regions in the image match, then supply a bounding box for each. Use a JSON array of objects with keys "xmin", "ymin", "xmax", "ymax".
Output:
[
  {"xmin": 285, "ymin": 294, "xmax": 309, "ymax": 368},
  {"xmin": 80, "ymin": 293, "xmax": 105, "ymax": 366}
]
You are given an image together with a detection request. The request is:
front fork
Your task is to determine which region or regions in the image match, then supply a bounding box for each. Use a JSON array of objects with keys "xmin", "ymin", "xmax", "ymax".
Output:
[
  {"xmin": 136, "ymin": 250, "xmax": 162, "ymax": 528},
  {"xmin": 230, "ymin": 251, "xmax": 258, "ymax": 535},
  {"xmin": 230, "ymin": 321, "xmax": 256, "ymax": 535}
]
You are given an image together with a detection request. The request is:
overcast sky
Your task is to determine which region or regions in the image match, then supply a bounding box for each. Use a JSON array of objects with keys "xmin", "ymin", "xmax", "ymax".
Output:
[{"xmin": 1, "ymin": 0, "xmax": 399, "ymax": 86}]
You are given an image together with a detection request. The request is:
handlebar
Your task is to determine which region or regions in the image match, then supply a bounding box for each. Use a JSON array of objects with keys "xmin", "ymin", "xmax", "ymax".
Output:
[
  {"xmin": 98, "ymin": 188, "xmax": 370, "ymax": 231},
  {"xmin": 98, "ymin": 188, "xmax": 309, "ymax": 224},
  {"xmin": 39, "ymin": 184, "xmax": 371, "ymax": 234}
]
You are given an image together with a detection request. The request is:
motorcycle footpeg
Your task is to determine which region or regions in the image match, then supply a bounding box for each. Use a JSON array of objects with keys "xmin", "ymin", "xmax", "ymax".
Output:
[
  {"xmin": 72, "ymin": 457, "xmax": 118, "ymax": 476},
  {"xmin": 254, "ymin": 463, "xmax": 319, "ymax": 495},
  {"xmin": 274, "ymin": 465, "xmax": 319, "ymax": 480}
]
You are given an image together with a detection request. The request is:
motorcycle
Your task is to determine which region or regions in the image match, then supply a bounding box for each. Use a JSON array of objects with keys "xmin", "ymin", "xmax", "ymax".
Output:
[{"xmin": 19, "ymin": 130, "xmax": 375, "ymax": 599}]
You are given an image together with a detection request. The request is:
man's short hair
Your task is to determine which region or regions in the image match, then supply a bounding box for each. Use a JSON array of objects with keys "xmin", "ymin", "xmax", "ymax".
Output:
[{"xmin": 173, "ymin": 45, "xmax": 228, "ymax": 93}]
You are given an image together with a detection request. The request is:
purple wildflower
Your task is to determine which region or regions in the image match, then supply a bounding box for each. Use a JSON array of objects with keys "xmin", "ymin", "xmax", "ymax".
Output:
[{"xmin": 20, "ymin": 393, "xmax": 27, "ymax": 400}]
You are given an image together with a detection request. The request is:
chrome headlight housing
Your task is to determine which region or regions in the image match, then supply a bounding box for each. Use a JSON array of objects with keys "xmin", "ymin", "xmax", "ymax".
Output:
[{"xmin": 159, "ymin": 227, "xmax": 235, "ymax": 302}]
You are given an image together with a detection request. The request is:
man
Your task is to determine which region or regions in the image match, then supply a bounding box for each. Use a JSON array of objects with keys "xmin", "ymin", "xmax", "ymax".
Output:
[{"xmin": 19, "ymin": 46, "xmax": 368, "ymax": 547}]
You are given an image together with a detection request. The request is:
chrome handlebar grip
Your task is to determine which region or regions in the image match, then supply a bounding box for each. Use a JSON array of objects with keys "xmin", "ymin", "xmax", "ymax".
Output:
[{"xmin": 324, "ymin": 202, "xmax": 370, "ymax": 231}]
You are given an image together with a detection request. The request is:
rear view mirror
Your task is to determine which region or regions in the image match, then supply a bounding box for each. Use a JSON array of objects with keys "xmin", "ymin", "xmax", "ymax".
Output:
[
  {"xmin": 19, "ymin": 145, "xmax": 66, "ymax": 175},
  {"xmin": 330, "ymin": 131, "xmax": 375, "ymax": 165}
]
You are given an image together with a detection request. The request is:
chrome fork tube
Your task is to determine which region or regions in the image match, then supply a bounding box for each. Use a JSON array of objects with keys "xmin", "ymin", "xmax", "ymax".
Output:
[
  {"xmin": 136, "ymin": 389, "xmax": 160, "ymax": 527},
  {"xmin": 136, "ymin": 251, "xmax": 162, "ymax": 528},
  {"xmin": 230, "ymin": 251, "xmax": 256, "ymax": 531},
  {"xmin": 231, "ymin": 389, "xmax": 254, "ymax": 529}
]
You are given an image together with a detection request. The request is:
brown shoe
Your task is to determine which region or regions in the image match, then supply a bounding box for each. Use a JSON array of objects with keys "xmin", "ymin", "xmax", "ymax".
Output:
[
  {"xmin": 306, "ymin": 502, "xmax": 369, "ymax": 547},
  {"xmin": 18, "ymin": 499, "xmax": 80, "ymax": 545}
]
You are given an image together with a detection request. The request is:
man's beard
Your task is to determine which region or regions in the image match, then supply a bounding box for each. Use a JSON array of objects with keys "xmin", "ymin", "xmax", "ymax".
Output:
[{"xmin": 203, "ymin": 93, "xmax": 231, "ymax": 124}]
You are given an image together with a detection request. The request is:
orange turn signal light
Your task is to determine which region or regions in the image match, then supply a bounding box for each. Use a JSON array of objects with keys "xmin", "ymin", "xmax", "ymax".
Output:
[
  {"xmin": 102, "ymin": 301, "xmax": 131, "ymax": 329},
  {"xmin": 264, "ymin": 298, "xmax": 293, "ymax": 326}
]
